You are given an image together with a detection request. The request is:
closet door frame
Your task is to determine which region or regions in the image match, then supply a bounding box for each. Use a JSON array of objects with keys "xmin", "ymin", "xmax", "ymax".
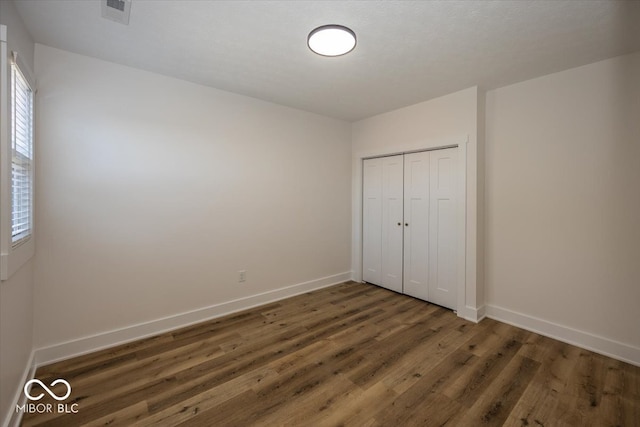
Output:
[{"xmin": 357, "ymin": 137, "xmax": 469, "ymax": 320}]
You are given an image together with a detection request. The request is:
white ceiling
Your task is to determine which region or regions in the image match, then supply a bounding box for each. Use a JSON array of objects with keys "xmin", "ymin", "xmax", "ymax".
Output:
[{"xmin": 13, "ymin": 0, "xmax": 640, "ymax": 121}]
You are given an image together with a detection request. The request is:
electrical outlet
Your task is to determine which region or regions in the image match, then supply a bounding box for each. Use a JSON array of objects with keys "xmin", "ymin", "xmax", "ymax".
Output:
[{"xmin": 238, "ymin": 270, "xmax": 247, "ymax": 283}]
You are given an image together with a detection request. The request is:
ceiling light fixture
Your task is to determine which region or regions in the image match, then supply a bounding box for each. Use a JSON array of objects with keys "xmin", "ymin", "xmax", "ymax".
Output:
[{"xmin": 307, "ymin": 25, "xmax": 356, "ymax": 57}]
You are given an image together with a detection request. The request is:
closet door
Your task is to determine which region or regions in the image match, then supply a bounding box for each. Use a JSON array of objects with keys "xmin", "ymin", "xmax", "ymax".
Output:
[
  {"xmin": 380, "ymin": 155, "xmax": 404, "ymax": 292},
  {"xmin": 362, "ymin": 158, "xmax": 383, "ymax": 285},
  {"xmin": 402, "ymin": 151, "xmax": 430, "ymax": 300},
  {"xmin": 428, "ymin": 148, "xmax": 458, "ymax": 309},
  {"xmin": 362, "ymin": 155, "xmax": 403, "ymax": 292},
  {"xmin": 363, "ymin": 148, "xmax": 458, "ymax": 310}
]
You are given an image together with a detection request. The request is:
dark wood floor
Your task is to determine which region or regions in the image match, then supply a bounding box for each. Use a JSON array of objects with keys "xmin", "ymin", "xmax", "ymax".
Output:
[{"xmin": 22, "ymin": 282, "xmax": 639, "ymax": 426}]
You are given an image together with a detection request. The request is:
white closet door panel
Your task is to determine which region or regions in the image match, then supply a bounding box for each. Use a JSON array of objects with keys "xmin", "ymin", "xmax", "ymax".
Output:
[
  {"xmin": 381, "ymin": 156, "xmax": 404, "ymax": 292},
  {"xmin": 402, "ymin": 151, "xmax": 430, "ymax": 300},
  {"xmin": 362, "ymin": 158, "xmax": 383, "ymax": 285},
  {"xmin": 428, "ymin": 148, "xmax": 458, "ymax": 309}
]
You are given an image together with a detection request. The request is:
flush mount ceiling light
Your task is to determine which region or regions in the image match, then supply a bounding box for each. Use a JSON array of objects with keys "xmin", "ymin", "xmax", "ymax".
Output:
[{"xmin": 307, "ymin": 25, "xmax": 356, "ymax": 57}]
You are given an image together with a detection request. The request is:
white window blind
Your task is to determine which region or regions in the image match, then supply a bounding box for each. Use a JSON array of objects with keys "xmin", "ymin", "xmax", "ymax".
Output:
[{"xmin": 11, "ymin": 60, "xmax": 33, "ymax": 246}]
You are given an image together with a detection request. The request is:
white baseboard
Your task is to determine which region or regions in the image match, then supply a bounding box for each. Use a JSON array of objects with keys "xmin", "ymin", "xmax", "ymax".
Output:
[
  {"xmin": 485, "ymin": 304, "xmax": 640, "ymax": 367},
  {"xmin": 2, "ymin": 350, "xmax": 36, "ymax": 427},
  {"xmin": 35, "ymin": 272, "xmax": 352, "ymax": 367},
  {"xmin": 457, "ymin": 305, "xmax": 486, "ymax": 323}
]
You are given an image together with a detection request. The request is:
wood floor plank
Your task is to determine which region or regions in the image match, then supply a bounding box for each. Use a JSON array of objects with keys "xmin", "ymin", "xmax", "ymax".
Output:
[
  {"xmin": 82, "ymin": 401, "xmax": 149, "ymax": 427},
  {"xmin": 382, "ymin": 317, "xmax": 473, "ymax": 394},
  {"xmin": 347, "ymin": 308, "xmax": 453, "ymax": 388},
  {"xmin": 503, "ymin": 340, "xmax": 581, "ymax": 427},
  {"xmin": 312, "ymin": 382, "xmax": 398, "ymax": 427},
  {"xmin": 462, "ymin": 318, "xmax": 511, "ymax": 357},
  {"xmin": 456, "ymin": 355, "xmax": 540, "ymax": 425},
  {"xmin": 516, "ymin": 331, "xmax": 557, "ymax": 363},
  {"xmin": 173, "ymin": 389, "xmax": 261, "ymax": 427},
  {"xmin": 442, "ymin": 333, "xmax": 525, "ymax": 407},
  {"xmin": 252, "ymin": 370, "xmax": 357, "ymax": 426},
  {"xmin": 36, "ymin": 333, "xmax": 174, "ymax": 378},
  {"xmin": 147, "ymin": 300, "xmax": 388, "ymax": 413},
  {"xmin": 381, "ymin": 390, "xmax": 463, "ymax": 427},
  {"xmin": 375, "ymin": 350, "xmax": 475, "ymax": 426},
  {"xmin": 145, "ymin": 326, "xmax": 311, "ymax": 413},
  {"xmin": 21, "ymin": 282, "xmax": 640, "ymax": 427},
  {"xmin": 25, "ymin": 334, "xmax": 231, "ymax": 425},
  {"xmin": 133, "ymin": 367, "xmax": 279, "ymax": 426},
  {"xmin": 596, "ymin": 357, "xmax": 634, "ymax": 427},
  {"xmin": 551, "ymin": 349, "xmax": 609, "ymax": 426}
]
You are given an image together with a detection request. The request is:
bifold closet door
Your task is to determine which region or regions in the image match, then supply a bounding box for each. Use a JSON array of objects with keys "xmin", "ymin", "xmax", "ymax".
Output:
[
  {"xmin": 362, "ymin": 158, "xmax": 383, "ymax": 286},
  {"xmin": 362, "ymin": 148, "xmax": 458, "ymax": 310},
  {"xmin": 362, "ymin": 155, "xmax": 403, "ymax": 293},
  {"xmin": 427, "ymin": 148, "xmax": 458, "ymax": 309},
  {"xmin": 402, "ymin": 149, "xmax": 458, "ymax": 308},
  {"xmin": 402, "ymin": 151, "xmax": 430, "ymax": 300}
]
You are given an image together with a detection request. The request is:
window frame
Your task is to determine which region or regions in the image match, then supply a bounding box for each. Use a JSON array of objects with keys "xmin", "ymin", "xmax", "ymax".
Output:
[
  {"xmin": 11, "ymin": 51, "xmax": 34, "ymax": 246},
  {"xmin": 0, "ymin": 24, "xmax": 35, "ymax": 281}
]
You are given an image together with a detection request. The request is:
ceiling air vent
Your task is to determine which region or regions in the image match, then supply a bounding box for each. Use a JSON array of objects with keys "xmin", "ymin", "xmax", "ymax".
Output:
[{"xmin": 101, "ymin": 0, "xmax": 132, "ymax": 25}]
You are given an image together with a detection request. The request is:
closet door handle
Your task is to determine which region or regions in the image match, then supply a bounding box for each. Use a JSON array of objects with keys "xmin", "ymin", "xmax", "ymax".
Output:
[
  {"xmin": 397, "ymin": 222, "xmax": 401, "ymax": 226},
  {"xmin": 405, "ymin": 223, "xmax": 409, "ymax": 227}
]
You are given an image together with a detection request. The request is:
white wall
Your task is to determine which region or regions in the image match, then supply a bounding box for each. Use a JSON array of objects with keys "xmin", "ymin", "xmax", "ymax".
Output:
[
  {"xmin": 0, "ymin": 0, "xmax": 35, "ymax": 423},
  {"xmin": 33, "ymin": 45, "xmax": 352, "ymax": 357},
  {"xmin": 0, "ymin": 261, "xmax": 33, "ymax": 423},
  {"xmin": 351, "ymin": 86, "xmax": 484, "ymax": 320},
  {"xmin": 485, "ymin": 52, "xmax": 640, "ymax": 362}
]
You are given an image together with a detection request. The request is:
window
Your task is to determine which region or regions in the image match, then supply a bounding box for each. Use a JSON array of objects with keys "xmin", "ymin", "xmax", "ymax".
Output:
[
  {"xmin": 1, "ymin": 24, "xmax": 36, "ymax": 281},
  {"xmin": 11, "ymin": 60, "xmax": 34, "ymax": 246}
]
